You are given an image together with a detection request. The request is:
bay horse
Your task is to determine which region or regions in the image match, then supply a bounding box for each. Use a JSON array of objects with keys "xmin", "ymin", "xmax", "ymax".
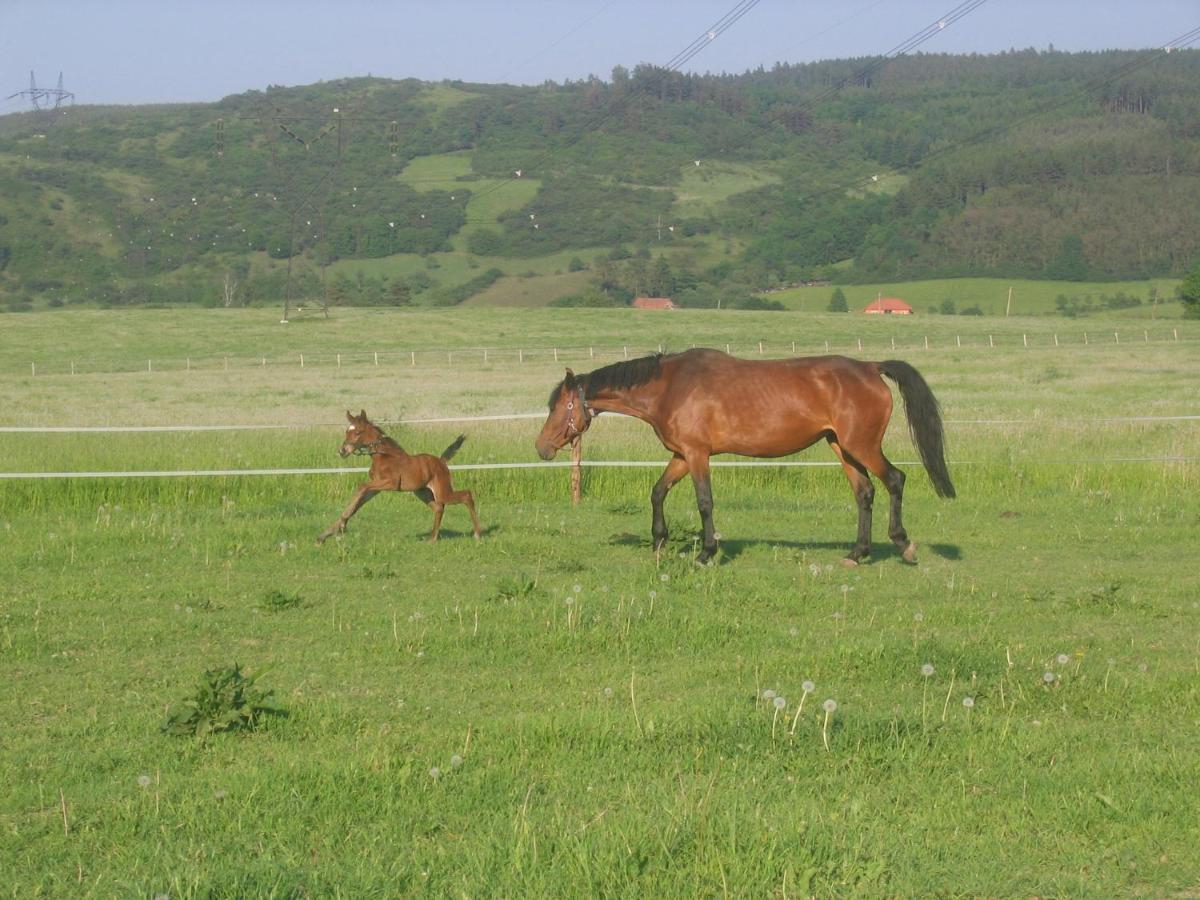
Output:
[
  {"xmin": 317, "ymin": 411, "xmax": 482, "ymax": 545},
  {"xmin": 535, "ymin": 349, "xmax": 955, "ymax": 565}
]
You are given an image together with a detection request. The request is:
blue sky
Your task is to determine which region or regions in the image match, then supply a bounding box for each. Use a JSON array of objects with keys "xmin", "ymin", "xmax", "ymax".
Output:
[{"xmin": 2, "ymin": 1, "xmax": 1197, "ymax": 108}]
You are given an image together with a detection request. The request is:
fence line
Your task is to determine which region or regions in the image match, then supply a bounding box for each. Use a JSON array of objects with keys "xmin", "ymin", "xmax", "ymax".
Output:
[
  {"xmin": 3, "ymin": 413, "xmax": 1199, "ymax": 434},
  {"xmin": 1, "ymin": 456, "xmax": 1196, "ymax": 481},
  {"xmin": 5, "ymin": 329, "xmax": 1194, "ymax": 378}
]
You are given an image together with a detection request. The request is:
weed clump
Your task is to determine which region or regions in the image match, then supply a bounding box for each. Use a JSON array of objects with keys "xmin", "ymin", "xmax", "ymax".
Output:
[{"xmin": 161, "ymin": 663, "xmax": 284, "ymax": 738}]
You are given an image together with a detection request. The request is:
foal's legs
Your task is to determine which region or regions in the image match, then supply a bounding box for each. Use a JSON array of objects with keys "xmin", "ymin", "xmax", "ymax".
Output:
[
  {"xmin": 423, "ymin": 469, "xmax": 481, "ymax": 541},
  {"xmin": 650, "ymin": 455, "xmax": 689, "ymax": 551},
  {"xmin": 452, "ymin": 488, "xmax": 482, "ymax": 539},
  {"xmin": 317, "ymin": 484, "xmax": 380, "ymax": 544}
]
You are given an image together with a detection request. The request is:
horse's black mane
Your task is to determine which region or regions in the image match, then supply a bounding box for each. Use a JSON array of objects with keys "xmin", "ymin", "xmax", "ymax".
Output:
[{"xmin": 547, "ymin": 353, "xmax": 666, "ymax": 408}]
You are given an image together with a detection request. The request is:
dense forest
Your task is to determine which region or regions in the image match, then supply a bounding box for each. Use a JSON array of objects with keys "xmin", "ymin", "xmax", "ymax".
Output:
[{"xmin": 1, "ymin": 47, "xmax": 1198, "ymax": 310}]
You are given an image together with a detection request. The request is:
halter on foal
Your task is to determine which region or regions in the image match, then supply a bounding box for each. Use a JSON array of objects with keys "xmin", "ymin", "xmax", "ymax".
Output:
[
  {"xmin": 535, "ymin": 349, "xmax": 955, "ymax": 566},
  {"xmin": 317, "ymin": 410, "xmax": 482, "ymax": 545}
]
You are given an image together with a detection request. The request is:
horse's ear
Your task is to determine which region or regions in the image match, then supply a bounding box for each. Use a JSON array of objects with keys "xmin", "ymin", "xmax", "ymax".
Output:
[
  {"xmin": 346, "ymin": 410, "xmax": 355, "ymax": 423},
  {"xmin": 564, "ymin": 368, "xmax": 576, "ymax": 387},
  {"xmin": 358, "ymin": 409, "xmax": 367, "ymax": 421}
]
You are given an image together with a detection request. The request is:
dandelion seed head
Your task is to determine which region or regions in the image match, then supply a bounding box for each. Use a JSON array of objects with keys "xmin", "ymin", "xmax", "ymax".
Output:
[
  {"xmin": 603, "ymin": 687, "xmax": 613, "ymax": 699},
  {"xmin": 450, "ymin": 754, "xmax": 464, "ymax": 769},
  {"xmin": 1043, "ymin": 671, "xmax": 1056, "ymax": 684},
  {"xmin": 921, "ymin": 663, "xmax": 935, "ymax": 677},
  {"xmin": 137, "ymin": 774, "xmax": 152, "ymax": 788},
  {"xmin": 649, "ymin": 590, "xmax": 657, "ymax": 600},
  {"xmin": 214, "ymin": 789, "xmax": 227, "ymax": 801},
  {"xmin": 762, "ymin": 689, "xmax": 777, "ymax": 701},
  {"xmin": 564, "ymin": 596, "xmax": 574, "ymax": 606},
  {"xmin": 573, "ymin": 584, "xmax": 582, "ymax": 594},
  {"xmin": 773, "ymin": 696, "xmax": 787, "ymax": 710},
  {"xmin": 660, "ymin": 573, "xmax": 669, "ymax": 583},
  {"xmin": 802, "ymin": 680, "xmax": 815, "ymax": 694},
  {"xmin": 1056, "ymin": 653, "xmax": 1070, "ymax": 665},
  {"xmin": 429, "ymin": 767, "xmax": 441, "ymax": 779},
  {"xmin": 962, "ymin": 696, "xmax": 975, "ymax": 709},
  {"xmin": 913, "ymin": 612, "xmax": 925, "ymax": 622},
  {"xmin": 822, "ymin": 699, "xmax": 838, "ymax": 713}
]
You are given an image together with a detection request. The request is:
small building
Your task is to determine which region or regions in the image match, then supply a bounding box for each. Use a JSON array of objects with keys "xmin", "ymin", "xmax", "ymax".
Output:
[
  {"xmin": 863, "ymin": 297, "xmax": 913, "ymax": 315},
  {"xmin": 632, "ymin": 297, "xmax": 676, "ymax": 310}
]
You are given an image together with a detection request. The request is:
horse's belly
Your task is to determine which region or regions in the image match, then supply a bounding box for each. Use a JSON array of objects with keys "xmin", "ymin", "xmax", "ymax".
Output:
[{"xmin": 711, "ymin": 420, "xmax": 825, "ymax": 458}]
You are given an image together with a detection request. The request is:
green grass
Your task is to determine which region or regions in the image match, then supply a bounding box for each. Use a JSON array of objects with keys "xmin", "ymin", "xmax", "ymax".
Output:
[
  {"xmin": 773, "ymin": 276, "xmax": 1184, "ymax": 317},
  {"xmin": 2, "ymin": 310, "xmax": 1199, "ymax": 895},
  {"xmin": 669, "ymin": 161, "xmax": 781, "ymax": 216}
]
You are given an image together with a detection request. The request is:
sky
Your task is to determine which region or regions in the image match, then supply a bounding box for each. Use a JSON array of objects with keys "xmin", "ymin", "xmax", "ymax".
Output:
[{"xmin": 1, "ymin": 0, "xmax": 1197, "ymax": 109}]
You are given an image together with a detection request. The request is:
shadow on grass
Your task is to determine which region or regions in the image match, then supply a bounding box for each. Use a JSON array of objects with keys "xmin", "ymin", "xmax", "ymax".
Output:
[{"xmin": 608, "ymin": 531, "xmax": 963, "ymax": 565}]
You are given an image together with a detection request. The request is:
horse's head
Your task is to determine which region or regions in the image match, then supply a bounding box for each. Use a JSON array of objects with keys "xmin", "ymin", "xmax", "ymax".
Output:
[
  {"xmin": 338, "ymin": 410, "xmax": 385, "ymax": 457},
  {"xmin": 536, "ymin": 369, "xmax": 593, "ymax": 460}
]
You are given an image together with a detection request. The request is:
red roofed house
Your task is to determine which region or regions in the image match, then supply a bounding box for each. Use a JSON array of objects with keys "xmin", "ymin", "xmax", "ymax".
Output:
[
  {"xmin": 632, "ymin": 297, "xmax": 676, "ymax": 310},
  {"xmin": 863, "ymin": 296, "xmax": 913, "ymax": 315}
]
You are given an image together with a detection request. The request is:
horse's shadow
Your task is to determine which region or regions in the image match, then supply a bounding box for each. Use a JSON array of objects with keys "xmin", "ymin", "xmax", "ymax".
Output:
[{"xmin": 608, "ymin": 532, "xmax": 962, "ymax": 564}]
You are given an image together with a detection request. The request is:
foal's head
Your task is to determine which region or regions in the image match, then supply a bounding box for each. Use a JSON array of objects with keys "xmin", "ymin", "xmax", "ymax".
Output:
[
  {"xmin": 536, "ymin": 369, "xmax": 593, "ymax": 460},
  {"xmin": 338, "ymin": 410, "xmax": 386, "ymax": 458}
]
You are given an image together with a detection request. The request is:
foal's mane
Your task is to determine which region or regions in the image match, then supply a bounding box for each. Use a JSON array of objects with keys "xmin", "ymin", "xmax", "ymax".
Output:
[
  {"xmin": 358, "ymin": 416, "xmax": 403, "ymax": 452},
  {"xmin": 548, "ymin": 353, "xmax": 666, "ymax": 407}
]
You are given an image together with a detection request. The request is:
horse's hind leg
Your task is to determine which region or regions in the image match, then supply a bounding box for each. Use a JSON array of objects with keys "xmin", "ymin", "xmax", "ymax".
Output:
[
  {"xmin": 840, "ymin": 440, "xmax": 916, "ymax": 564},
  {"xmin": 686, "ymin": 454, "xmax": 719, "ymax": 564},
  {"xmin": 450, "ymin": 487, "xmax": 482, "ymax": 540},
  {"xmin": 876, "ymin": 455, "xmax": 915, "ymax": 563},
  {"xmin": 828, "ymin": 439, "xmax": 874, "ymax": 566}
]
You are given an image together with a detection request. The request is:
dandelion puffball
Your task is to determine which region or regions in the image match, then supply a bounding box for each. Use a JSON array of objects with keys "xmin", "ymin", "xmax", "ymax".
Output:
[
  {"xmin": 1043, "ymin": 671, "xmax": 1057, "ymax": 683},
  {"xmin": 822, "ymin": 699, "xmax": 838, "ymax": 713},
  {"xmin": 802, "ymin": 680, "xmax": 815, "ymax": 694},
  {"xmin": 137, "ymin": 774, "xmax": 152, "ymax": 788},
  {"xmin": 773, "ymin": 696, "xmax": 787, "ymax": 710},
  {"xmin": 1056, "ymin": 653, "xmax": 1070, "ymax": 665},
  {"xmin": 921, "ymin": 663, "xmax": 935, "ymax": 677},
  {"xmin": 450, "ymin": 754, "xmax": 464, "ymax": 769},
  {"xmin": 762, "ymin": 689, "xmax": 777, "ymax": 701},
  {"xmin": 962, "ymin": 696, "xmax": 975, "ymax": 709}
]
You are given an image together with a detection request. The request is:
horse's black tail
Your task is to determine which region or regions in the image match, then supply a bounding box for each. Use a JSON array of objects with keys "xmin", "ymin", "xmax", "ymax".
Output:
[
  {"xmin": 441, "ymin": 434, "xmax": 466, "ymax": 461},
  {"xmin": 877, "ymin": 360, "xmax": 956, "ymax": 499}
]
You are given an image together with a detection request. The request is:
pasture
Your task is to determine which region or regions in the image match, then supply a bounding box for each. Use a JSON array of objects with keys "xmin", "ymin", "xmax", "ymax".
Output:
[{"xmin": 2, "ymin": 307, "xmax": 1199, "ymax": 896}]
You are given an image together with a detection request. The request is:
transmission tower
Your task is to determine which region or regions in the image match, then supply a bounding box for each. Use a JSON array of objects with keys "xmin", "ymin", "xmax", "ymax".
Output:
[{"xmin": 6, "ymin": 71, "xmax": 75, "ymax": 110}]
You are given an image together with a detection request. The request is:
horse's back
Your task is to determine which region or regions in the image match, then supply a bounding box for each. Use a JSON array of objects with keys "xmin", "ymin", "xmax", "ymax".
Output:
[{"xmin": 660, "ymin": 350, "xmax": 890, "ymax": 456}]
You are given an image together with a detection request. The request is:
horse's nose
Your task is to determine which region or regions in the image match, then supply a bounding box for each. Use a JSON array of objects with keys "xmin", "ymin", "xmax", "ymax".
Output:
[
  {"xmin": 338, "ymin": 444, "xmax": 351, "ymax": 458},
  {"xmin": 536, "ymin": 442, "xmax": 556, "ymax": 461}
]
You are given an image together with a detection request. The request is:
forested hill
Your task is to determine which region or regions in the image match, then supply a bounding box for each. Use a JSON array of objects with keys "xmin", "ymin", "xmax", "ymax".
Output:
[{"xmin": 1, "ymin": 48, "xmax": 1199, "ymax": 309}]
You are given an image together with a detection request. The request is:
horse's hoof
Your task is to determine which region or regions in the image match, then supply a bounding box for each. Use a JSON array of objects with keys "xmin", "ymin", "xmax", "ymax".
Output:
[{"xmin": 902, "ymin": 541, "xmax": 918, "ymax": 564}]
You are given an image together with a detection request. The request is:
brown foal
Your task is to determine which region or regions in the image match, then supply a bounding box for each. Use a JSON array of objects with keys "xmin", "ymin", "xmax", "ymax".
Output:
[{"xmin": 317, "ymin": 410, "xmax": 482, "ymax": 545}]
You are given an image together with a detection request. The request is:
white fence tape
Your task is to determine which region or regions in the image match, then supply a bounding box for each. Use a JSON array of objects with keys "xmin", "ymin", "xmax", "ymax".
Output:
[
  {"xmin": 1, "ymin": 413, "xmax": 1198, "ymax": 434},
  {"xmin": 1, "ymin": 457, "xmax": 1197, "ymax": 480}
]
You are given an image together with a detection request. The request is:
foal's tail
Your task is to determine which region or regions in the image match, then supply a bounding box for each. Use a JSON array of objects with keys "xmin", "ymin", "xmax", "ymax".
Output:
[
  {"xmin": 441, "ymin": 434, "xmax": 467, "ymax": 461},
  {"xmin": 877, "ymin": 360, "xmax": 956, "ymax": 499}
]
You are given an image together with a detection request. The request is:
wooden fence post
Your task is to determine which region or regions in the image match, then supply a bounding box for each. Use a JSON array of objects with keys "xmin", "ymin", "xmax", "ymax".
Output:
[{"xmin": 570, "ymin": 436, "xmax": 582, "ymax": 505}]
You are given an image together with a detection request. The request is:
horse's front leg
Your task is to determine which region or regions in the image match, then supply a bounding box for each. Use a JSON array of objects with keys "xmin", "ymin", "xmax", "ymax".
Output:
[
  {"xmin": 687, "ymin": 455, "xmax": 719, "ymax": 564},
  {"xmin": 316, "ymin": 485, "xmax": 379, "ymax": 544},
  {"xmin": 650, "ymin": 455, "xmax": 689, "ymax": 552}
]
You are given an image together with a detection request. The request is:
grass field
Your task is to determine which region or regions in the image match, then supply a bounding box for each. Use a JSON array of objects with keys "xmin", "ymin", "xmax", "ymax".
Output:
[{"xmin": 2, "ymin": 309, "xmax": 1199, "ymax": 896}]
